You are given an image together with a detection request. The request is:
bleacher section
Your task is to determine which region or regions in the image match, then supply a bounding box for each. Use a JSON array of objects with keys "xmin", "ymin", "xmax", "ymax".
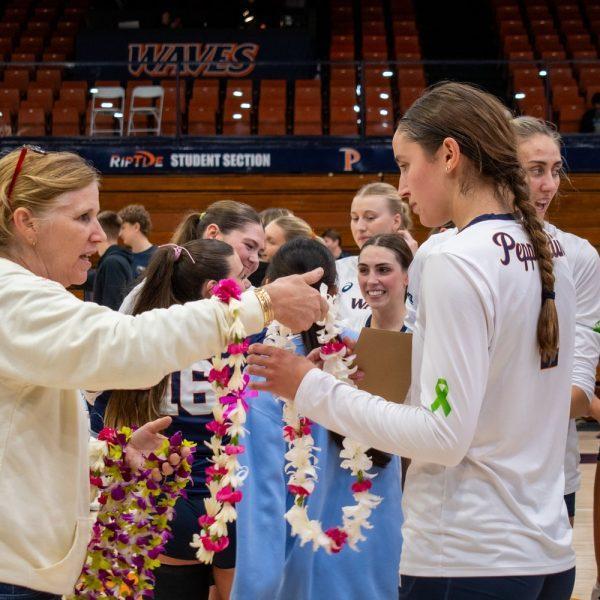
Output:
[
  {"xmin": 495, "ymin": 0, "xmax": 600, "ymax": 131},
  {"xmin": 0, "ymin": 0, "xmax": 598, "ymax": 136}
]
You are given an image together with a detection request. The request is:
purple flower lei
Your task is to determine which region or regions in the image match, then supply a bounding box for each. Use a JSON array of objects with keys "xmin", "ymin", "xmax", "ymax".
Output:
[{"xmin": 68, "ymin": 427, "xmax": 195, "ymax": 599}]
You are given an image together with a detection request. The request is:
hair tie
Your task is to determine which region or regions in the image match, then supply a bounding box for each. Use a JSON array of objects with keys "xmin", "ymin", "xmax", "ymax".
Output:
[
  {"xmin": 541, "ymin": 289, "xmax": 555, "ymax": 302},
  {"xmin": 159, "ymin": 243, "xmax": 196, "ymax": 264},
  {"xmin": 199, "ymin": 212, "xmax": 206, "ymax": 220}
]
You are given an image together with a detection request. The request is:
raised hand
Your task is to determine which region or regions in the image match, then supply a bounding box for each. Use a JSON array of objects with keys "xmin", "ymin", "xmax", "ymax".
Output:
[{"xmin": 125, "ymin": 416, "xmax": 172, "ymax": 471}]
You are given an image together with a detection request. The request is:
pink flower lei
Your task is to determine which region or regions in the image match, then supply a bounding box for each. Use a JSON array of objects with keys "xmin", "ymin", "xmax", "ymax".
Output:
[
  {"xmin": 191, "ymin": 279, "xmax": 254, "ymax": 564},
  {"xmin": 265, "ymin": 284, "xmax": 382, "ymax": 554},
  {"xmin": 69, "ymin": 428, "xmax": 195, "ymax": 599}
]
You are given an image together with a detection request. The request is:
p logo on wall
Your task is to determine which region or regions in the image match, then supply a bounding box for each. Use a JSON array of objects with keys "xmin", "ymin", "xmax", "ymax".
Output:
[{"xmin": 339, "ymin": 147, "xmax": 362, "ymax": 172}]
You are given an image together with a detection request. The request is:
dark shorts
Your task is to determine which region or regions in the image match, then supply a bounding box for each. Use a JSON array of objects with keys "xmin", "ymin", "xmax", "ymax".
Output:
[
  {"xmin": 564, "ymin": 492, "xmax": 576, "ymax": 518},
  {"xmin": 0, "ymin": 584, "xmax": 60, "ymax": 600},
  {"xmin": 163, "ymin": 494, "xmax": 236, "ymax": 569},
  {"xmin": 154, "ymin": 563, "xmax": 211, "ymax": 600},
  {"xmin": 399, "ymin": 567, "xmax": 576, "ymax": 600}
]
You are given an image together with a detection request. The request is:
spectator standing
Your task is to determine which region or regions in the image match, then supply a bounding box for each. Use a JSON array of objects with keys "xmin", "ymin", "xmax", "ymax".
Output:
[
  {"xmin": 92, "ymin": 211, "xmax": 134, "ymax": 311},
  {"xmin": 321, "ymin": 228, "xmax": 352, "ymax": 260},
  {"xmin": 118, "ymin": 204, "xmax": 157, "ymax": 276},
  {"xmin": 580, "ymin": 92, "xmax": 600, "ymax": 133}
]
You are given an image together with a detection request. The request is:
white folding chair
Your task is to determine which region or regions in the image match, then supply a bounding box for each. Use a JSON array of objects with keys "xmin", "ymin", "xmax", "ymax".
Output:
[
  {"xmin": 89, "ymin": 86, "xmax": 125, "ymax": 136},
  {"xmin": 126, "ymin": 85, "xmax": 164, "ymax": 135}
]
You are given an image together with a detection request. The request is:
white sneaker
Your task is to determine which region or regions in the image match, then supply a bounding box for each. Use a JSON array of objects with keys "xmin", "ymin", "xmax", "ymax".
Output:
[{"xmin": 591, "ymin": 581, "xmax": 600, "ymax": 600}]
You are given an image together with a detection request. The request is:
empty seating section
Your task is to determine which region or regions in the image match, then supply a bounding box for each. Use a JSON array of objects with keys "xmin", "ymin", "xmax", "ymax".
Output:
[
  {"xmin": 0, "ymin": 0, "xmax": 596, "ymax": 136},
  {"xmin": 0, "ymin": 0, "xmax": 86, "ymax": 135},
  {"xmin": 494, "ymin": 0, "xmax": 599, "ymax": 130}
]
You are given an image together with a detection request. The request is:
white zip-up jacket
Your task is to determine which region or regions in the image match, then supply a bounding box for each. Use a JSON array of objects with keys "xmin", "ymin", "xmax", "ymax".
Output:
[{"xmin": 0, "ymin": 258, "xmax": 263, "ymax": 595}]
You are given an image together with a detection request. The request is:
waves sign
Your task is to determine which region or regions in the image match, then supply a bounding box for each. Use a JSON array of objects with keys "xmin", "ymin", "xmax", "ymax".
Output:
[
  {"xmin": 76, "ymin": 29, "xmax": 316, "ymax": 79},
  {"xmin": 129, "ymin": 43, "xmax": 259, "ymax": 77}
]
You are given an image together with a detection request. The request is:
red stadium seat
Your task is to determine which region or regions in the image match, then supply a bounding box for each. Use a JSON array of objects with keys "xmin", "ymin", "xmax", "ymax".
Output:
[
  {"xmin": 365, "ymin": 105, "xmax": 394, "ymax": 136},
  {"xmin": 258, "ymin": 104, "xmax": 286, "ymax": 135},
  {"xmin": 51, "ymin": 105, "xmax": 80, "ymax": 135},
  {"xmin": 398, "ymin": 86, "xmax": 423, "ymax": 112},
  {"xmin": 35, "ymin": 68, "xmax": 61, "ymax": 93},
  {"xmin": 3, "ymin": 69, "xmax": 30, "ymax": 94},
  {"xmin": 25, "ymin": 86, "xmax": 53, "ymax": 113},
  {"xmin": 17, "ymin": 106, "xmax": 46, "ymax": 135},
  {"xmin": 329, "ymin": 105, "xmax": 357, "ymax": 135},
  {"xmin": 558, "ymin": 103, "xmax": 585, "ymax": 132},
  {"xmin": 294, "ymin": 104, "xmax": 322, "ymax": 135},
  {"xmin": 0, "ymin": 88, "xmax": 21, "ymax": 116}
]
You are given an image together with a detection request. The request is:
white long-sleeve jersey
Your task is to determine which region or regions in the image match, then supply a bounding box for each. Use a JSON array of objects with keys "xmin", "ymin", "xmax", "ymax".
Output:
[
  {"xmin": 336, "ymin": 255, "xmax": 371, "ymax": 331},
  {"xmin": 295, "ymin": 215, "xmax": 576, "ymax": 576},
  {"xmin": 544, "ymin": 222, "xmax": 600, "ymax": 494}
]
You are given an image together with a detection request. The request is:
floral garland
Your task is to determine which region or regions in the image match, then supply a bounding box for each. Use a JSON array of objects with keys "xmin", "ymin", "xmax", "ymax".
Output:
[
  {"xmin": 265, "ymin": 284, "xmax": 382, "ymax": 554},
  {"xmin": 191, "ymin": 279, "xmax": 253, "ymax": 564},
  {"xmin": 69, "ymin": 428, "xmax": 195, "ymax": 599}
]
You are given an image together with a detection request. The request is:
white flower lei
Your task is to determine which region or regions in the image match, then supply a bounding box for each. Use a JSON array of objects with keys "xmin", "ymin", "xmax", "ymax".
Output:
[
  {"xmin": 190, "ymin": 280, "xmax": 251, "ymax": 564},
  {"xmin": 265, "ymin": 285, "xmax": 383, "ymax": 553}
]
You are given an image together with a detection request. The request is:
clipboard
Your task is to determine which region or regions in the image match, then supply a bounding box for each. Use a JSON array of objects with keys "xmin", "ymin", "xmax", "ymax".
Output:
[{"xmin": 353, "ymin": 328, "xmax": 412, "ymax": 404}]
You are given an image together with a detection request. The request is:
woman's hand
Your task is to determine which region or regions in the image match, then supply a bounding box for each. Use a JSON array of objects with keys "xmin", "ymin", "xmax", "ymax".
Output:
[
  {"xmin": 247, "ymin": 344, "xmax": 316, "ymax": 399},
  {"xmin": 125, "ymin": 416, "xmax": 172, "ymax": 471},
  {"xmin": 263, "ymin": 268, "xmax": 328, "ymax": 332}
]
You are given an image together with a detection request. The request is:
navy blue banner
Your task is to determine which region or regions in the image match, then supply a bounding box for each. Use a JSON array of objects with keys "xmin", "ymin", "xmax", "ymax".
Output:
[
  {"xmin": 2, "ymin": 136, "xmax": 599, "ymax": 174},
  {"xmin": 75, "ymin": 29, "xmax": 316, "ymax": 79}
]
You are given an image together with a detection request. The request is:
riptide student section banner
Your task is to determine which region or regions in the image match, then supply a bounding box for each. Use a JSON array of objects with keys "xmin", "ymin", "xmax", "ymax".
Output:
[
  {"xmin": 75, "ymin": 28, "xmax": 317, "ymax": 80},
  {"xmin": 2, "ymin": 137, "xmax": 599, "ymax": 173}
]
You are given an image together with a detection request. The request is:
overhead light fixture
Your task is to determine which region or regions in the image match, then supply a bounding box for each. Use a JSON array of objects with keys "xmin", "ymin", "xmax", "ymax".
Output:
[
  {"xmin": 114, "ymin": 112, "xmax": 123, "ymax": 118},
  {"xmin": 244, "ymin": 14, "xmax": 254, "ymax": 22},
  {"xmin": 90, "ymin": 87, "xmax": 98, "ymax": 94},
  {"xmin": 101, "ymin": 102, "xmax": 113, "ymax": 108},
  {"xmin": 382, "ymin": 70, "xmax": 393, "ymax": 77},
  {"xmin": 514, "ymin": 92, "xmax": 526, "ymax": 100},
  {"xmin": 356, "ymin": 84, "xmax": 361, "ymax": 95},
  {"xmin": 233, "ymin": 113, "xmax": 242, "ymax": 120},
  {"xmin": 538, "ymin": 69, "xmax": 547, "ymax": 77},
  {"xmin": 240, "ymin": 102, "xmax": 251, "ymax": 108},
  {"xmin": 379, "ymin": 108, "xmax": 388, "ymax": 116},
  {"xmin": 353, "ymin": 105, "xmax": 360, "ymax": 112},
  {"xmin": 233, "ymin": 90, "xmax": 243, "ymax": 97},
  {"xmin": 379, "ymin": 92, "xmax": 389, "ymax": 99}
]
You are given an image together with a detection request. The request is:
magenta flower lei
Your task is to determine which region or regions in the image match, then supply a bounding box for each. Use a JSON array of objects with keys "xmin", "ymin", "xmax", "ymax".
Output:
[
  {"xmin": 265, "ymin": 285, "xmax": 382, "ymax": 554},
  {"xmin": 68, "ymin": 428, "xmax": 195, "ymax": 599},
  {"xmin": 191, "ymin": 279, "xmax": 254, "ymax": 564}
]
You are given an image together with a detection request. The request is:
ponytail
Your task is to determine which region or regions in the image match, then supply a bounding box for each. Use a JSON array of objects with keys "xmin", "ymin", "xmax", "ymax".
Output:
[
  {"xmin": 397, "ymin": 81, "xmax": 559, "ymax": 364},
  {"xmin": 509, "ymin": 173, "xmax": 559, "ymax": 364},
  {"xmin": 104, "ymin": 239, "xmax": 235, "ymax": 429}
]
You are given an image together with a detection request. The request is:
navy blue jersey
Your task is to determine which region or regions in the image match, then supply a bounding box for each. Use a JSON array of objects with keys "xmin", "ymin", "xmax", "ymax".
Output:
[{"xmin": 161, "ymin": 359, "xmax": 217, "ymax": 497}]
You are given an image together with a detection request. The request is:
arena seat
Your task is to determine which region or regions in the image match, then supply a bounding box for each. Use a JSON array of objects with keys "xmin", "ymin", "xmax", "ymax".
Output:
[
  {"xmin": 52, "ymin": 105, "xmax": 80, "ymax": 135},
  {"xmin": 187, "ymin": 104, "xmax": 216, "ymax": 135},
  {"xmin": 17, "ymin": 106, "xmax": 46, "ymax": 135},
  {"xmin": 364, "ymin": 105, "xmax": 394, "ymax": 136},
  {"xmin": 329, "ymin": 105, "xmax": 357, "ymax": 135},
  {"xmin": 0, "ymin": 88, "xmax": 20, "ymax": 117},
  {"xmin": 223, "ymin": 80, "xmax": 253, "ymax": 135},
  {"xmin": 398, "ymin": 86, "xmax": 423, "ymax": 113},
  {"xmin": 3, "ymin": 68, "xmax": 30, "ymax": 94},
  {"xmin": 558, "ymin": 103, "xmax": 585, "ymax": 132},
  {"xmin": 294, "ymin": 104, "xmax": 322, "ymax": 135},
  {"xmin": 24, "ymin": 86, "xmax": 53, "ymax": 113},
  {"xmin": 35, "ymin": 68, "xmax": 61, "ymax": 93}
]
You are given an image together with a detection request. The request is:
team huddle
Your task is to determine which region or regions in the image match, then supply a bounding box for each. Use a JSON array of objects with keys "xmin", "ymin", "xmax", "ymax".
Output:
[{"xmin": 0, "ymin": 82, "xmax": 598, "ymax": 600}]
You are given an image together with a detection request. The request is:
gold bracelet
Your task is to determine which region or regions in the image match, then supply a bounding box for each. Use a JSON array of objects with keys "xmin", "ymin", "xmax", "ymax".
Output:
[{"xmin": 254, "ymin": 286, "xmax": 274, "ymax": 326}]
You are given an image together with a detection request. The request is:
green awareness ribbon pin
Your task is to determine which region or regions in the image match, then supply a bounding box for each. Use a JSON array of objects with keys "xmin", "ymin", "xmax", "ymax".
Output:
[
  {"xmin": 593, "ymin": 320, "xmax": 600, "ymax": 334},
  {"xmin": 430, "ymin": 378, "xmax": 451, "ymax": 417}
]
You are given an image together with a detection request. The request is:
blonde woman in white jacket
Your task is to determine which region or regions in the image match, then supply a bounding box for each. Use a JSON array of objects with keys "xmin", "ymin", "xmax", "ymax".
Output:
[{"xmin": 0, "ymin": 146, "xmax": 325, "ymax": 599}]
